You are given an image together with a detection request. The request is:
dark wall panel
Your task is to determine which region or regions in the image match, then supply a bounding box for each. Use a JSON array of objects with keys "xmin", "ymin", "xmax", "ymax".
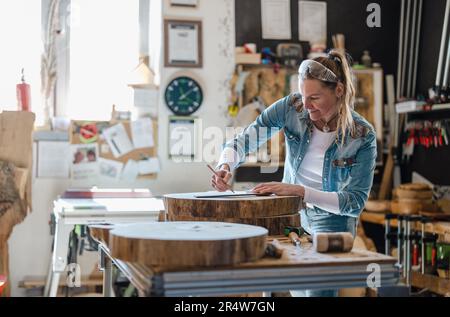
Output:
[
  {"xmin": 235, "ymin": 0, "xmax": 450, "ymax": 186},
  {"xmin": 236, "ymin": 0, "xmax": 400, "ymax": 76},
  {"xmin": 417, "ymin": 0, "xmax": 446, "ymax": 96}
]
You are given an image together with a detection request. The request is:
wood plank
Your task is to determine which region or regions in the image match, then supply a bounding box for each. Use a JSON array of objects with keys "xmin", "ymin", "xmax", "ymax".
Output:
[
  {"xmin": 148, "ymin": 236, "xmax": 396, "ymax": 273},
  {"xmin": 0, "ymin": 112, "xmax": 35, "ymax": 296},
  {"xmin": 411, "ymin": 271, "xmax": 450, "ymax": 296},
  {"xmin": 96, "ymin": 223, "xmax": 396, "ymax": 277},
  {"xmin": 19, "ymin": 276, "xmax": 103, "ymax": 288}
]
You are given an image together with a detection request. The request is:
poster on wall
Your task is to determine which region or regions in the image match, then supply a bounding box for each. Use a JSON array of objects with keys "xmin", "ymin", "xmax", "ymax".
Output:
[
  {"xmin": 261, "ymin": 0, "xmax": 292, "ymax": 40},
  {"xmin": 298, "ymin": 1, "xmax": 327, "ymax": 45}
]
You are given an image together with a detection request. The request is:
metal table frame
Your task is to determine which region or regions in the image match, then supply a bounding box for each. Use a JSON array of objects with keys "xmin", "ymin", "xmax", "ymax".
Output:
[
  {"xmin": 44, "ymin": 197, "xmax": 164, "ymax": 297},
  {"xmin": 98, "ymin": 243, "xmax": 400, "ymax": 297}
]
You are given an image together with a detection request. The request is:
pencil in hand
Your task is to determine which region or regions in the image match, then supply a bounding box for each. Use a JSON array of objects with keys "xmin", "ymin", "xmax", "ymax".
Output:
[{"xmin": 207, "ymin": 164, "xmax": 234, "ymax": 193}]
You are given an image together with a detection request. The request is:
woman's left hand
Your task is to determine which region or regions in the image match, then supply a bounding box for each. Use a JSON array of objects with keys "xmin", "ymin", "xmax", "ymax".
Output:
[{"xmin": 252, "ymin": 182, "xmax": 305, "ymax": 197}]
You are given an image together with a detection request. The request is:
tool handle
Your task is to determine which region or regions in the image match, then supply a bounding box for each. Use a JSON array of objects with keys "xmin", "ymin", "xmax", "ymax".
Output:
[{"xmin": 288, "ymin": 232, "xmax": 300, "ymax": 246}]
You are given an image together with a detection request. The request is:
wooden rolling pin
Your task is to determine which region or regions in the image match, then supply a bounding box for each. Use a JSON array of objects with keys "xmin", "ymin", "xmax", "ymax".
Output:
[{"xmin": 313, "ymin": 232, "xmax": 354, "ymax": 253}]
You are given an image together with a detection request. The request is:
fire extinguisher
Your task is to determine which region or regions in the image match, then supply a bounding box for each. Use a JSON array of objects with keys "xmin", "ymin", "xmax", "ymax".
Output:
[{"xmin": 16, "ymin": 68, "xmax": 31, "ymax": 112}]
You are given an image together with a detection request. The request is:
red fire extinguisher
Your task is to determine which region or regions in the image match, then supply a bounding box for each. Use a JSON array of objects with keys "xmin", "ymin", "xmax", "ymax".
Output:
[{"xmin": 16, "ymin": 68, "xmax": 31, "ymax": 112}]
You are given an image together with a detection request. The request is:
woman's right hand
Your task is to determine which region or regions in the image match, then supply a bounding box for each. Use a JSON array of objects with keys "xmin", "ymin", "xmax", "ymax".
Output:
[{"xmin": 211, "ymin": 164, "xmax": 233, "ymax": 192}]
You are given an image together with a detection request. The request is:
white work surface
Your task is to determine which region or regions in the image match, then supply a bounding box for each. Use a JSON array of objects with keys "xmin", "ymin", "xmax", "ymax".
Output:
[{"xmin": 45, "ymin": 197, "xmax": 165, "ymax": 297}]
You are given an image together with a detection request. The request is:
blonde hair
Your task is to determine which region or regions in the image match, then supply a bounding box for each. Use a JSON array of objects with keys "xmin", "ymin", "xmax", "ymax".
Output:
[{"xmin": 311, "ymin": 49, "xmax": 355, "ymax": 144}]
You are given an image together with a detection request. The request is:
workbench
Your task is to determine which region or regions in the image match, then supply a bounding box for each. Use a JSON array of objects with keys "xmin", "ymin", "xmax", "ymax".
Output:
[
  {"xmin": 93, "ymin": 233, "xmax": 399, "ymax": 297},
  {"xmin": 45, "ymin": 194, "xmax": 165, "ymax": 297}
]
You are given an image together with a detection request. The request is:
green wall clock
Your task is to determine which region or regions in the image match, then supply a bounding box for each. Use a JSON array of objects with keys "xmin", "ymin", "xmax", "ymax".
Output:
[{"xmin": 164, "ymin": 76, "xmax": 203, "ymax": 116}]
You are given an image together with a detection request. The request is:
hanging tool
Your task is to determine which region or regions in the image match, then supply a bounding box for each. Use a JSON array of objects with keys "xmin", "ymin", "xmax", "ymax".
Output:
[
  {"xmin": 434, "ymin": 0, "xmax": 450, "ymax": 101},
  {"xmin": 396, "ymin": 0, "xmax": 423, "ymax": 99}
]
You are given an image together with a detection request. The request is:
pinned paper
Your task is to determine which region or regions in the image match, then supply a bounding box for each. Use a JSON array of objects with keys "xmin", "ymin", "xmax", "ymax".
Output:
[
  {"xmin": 37, "ymin": 141, "xmax": 70, "ymax": 178},
  {"xmin": 138, "ymin": 157, "xmax": 160, "ymax": 175},
  {"xmin": 71, "ymin": 143, "xmax": 98, "ymax": 165},
  {"xmin": 70, "ymin": 143, "xmax": 99, "ymax": 180},
  {"xmin": 121, "ymin": 159, "xmax": 140, "ymax": 181},
  {"xmin": 102, "ymin": 123, "xmax": 134, "ymax": 158},
  {"xmin": 98, "ymin": 158, "xmax": 123, "ymax": 181},
  {"xmin": 131, "ymin": 118, "xmax": 154, "ymax": 149}
]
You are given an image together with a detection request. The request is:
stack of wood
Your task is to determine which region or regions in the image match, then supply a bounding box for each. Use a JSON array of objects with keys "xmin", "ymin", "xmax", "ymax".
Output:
[
  {"xmin": 164, "ymin": 193, "xmax": 302, "ymax": 235},
  {"xmin": 391, "ymin": 183, "xmax": 438, "ymax": 215},
  {"xmin": 0, "ymin": 111, "xmax": 35, "ymax": 296}
]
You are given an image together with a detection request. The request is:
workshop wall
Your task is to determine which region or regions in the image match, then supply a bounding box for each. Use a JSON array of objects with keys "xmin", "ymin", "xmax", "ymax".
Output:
[
  {"xmin": 235, "ymin": 0, "xmax": 401, "ymax": 77},
  {"xmin": 8, "ymin": 0, "xmax": 236, "ymax": 296},
  {"xmin": 236, "ymin": 0, "xmax": 449, "ymax": 98},
  {"xmin": 152, "ymin": 0, "xmax": 235, "ymax": 195}
]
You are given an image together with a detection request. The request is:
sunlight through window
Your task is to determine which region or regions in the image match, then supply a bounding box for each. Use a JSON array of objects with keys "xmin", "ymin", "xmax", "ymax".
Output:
[
  {"xmin": 68, "ymin": 0, "xmax": 139, "ymax": 121},
  {"xmin": 0, "ymin": 0, "xmax": 42, "ymax": 121}
]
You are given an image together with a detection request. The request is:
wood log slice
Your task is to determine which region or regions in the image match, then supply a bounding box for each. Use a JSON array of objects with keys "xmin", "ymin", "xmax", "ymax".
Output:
[
  {"xmin": 394, "ymin": 188, "xmax": 433, "ymax": 200},
  {"xmin": 391, "ymin": 200, "xmax": 439, "ymax": 215},
  {"xmin": 164, "ymin": 192, "xmax": 302, "ymax": 219},
  {"xmin": 89, "ymin": 224, "xmax": 115, "ymax": 245},
  {"xmin": 110, "ymin": 222, "xmax": 268, "ymax": 267},
  {"xmin": 167, "ymin": 213, "xmax": 300, "ymax": 235},
  {"xmin": 398, "ymin": 183, "xmax": 431, "ymax": 191},
  {"xmin": 364, "ymin": 200, "xmax": 391, "ymax": 213}
]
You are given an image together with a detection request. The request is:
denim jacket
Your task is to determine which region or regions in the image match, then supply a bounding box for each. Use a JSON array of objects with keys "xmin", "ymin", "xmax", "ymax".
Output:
[{"xmin": 224, "ymin": 93, "xmax": 377, "ymax": 231}]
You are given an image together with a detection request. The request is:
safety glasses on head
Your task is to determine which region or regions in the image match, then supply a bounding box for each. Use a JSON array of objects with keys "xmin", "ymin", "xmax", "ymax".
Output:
[{"xmin": 298, "ymin": 59, "xmax": 339, "ymax": 83}]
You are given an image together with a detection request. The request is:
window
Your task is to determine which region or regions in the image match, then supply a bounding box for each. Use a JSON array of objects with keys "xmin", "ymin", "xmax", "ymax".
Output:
[
  {"xmin": 0, "ymin": 0, "xmax": 42, "ymax": 122},
  {"xmin": 67, "ymin": 0, "xmax": 139, "ymax": 121}
]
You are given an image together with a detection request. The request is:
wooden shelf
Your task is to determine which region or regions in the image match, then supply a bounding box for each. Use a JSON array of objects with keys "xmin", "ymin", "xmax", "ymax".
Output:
[
  {"xmin": 360, "ymin": 211, "xmax": 450, "ymax": 241},
  {"xmin": 407, "ymin": 108, "xmax": 450, "ymax": 121},
  {"xmin": 411, "ymin": 271, "xmax": 450, "ymax": 296}
]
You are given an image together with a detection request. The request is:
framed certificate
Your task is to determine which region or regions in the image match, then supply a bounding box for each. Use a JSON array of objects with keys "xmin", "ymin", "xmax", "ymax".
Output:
[{"xmin": 164, "ymin": 19, "xmax": 203, "ymax": 68}]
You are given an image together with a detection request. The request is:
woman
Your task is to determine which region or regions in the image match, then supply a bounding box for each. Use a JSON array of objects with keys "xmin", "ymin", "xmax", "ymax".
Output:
[{"xmin": 211, "ymin": 49, "xmax": 377, "ymax": 297}]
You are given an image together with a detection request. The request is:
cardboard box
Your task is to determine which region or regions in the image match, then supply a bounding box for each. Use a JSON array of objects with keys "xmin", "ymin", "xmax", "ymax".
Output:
[{"xmin": 235, "ymin": 53, "xmax": 261, "ymax": 65}]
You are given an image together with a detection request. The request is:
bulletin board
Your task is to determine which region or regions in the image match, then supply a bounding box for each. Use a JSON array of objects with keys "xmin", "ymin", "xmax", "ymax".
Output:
[{"xmin": 69, "ymin": 119, "xmax": 158, "ymax": 180}]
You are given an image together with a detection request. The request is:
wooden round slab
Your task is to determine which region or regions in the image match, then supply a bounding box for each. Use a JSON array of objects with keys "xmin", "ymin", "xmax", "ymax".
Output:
[
  {"xmin": 364, "ymin": 200, "xmax": 391, "ymax": 213},
  {"xmin": 89, "ymin": 224, "xmax": 115, "ymax": 245},
  {"xmin": 164, "ymin": 193, "xmax": 302, "ymax": 219},
  {"xmin": 167, "ymin": 213, "xmax": 300, "ymax": 235},
  {"xmin": 110, "ymin": 222, "xmax": 268, "ymax": 267}
]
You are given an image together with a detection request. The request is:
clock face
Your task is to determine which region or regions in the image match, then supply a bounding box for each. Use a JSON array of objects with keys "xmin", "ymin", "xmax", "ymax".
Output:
[{"xmin": 164, "ymin": 76, "xmax": 203, "ymax": 116}]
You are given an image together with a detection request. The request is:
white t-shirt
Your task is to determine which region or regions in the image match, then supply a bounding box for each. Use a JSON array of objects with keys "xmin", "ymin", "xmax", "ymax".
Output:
[
  {"xmin": 217, "ymin": 125, "xmax": 341, "ymax": 215},
  {"xmin": 297, "ymin": 125, "xmax": 340, "ymax": 214}
]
